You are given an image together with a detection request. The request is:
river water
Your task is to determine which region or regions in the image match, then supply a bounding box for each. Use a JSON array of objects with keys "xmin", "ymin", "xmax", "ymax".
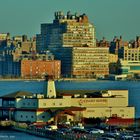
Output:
[
  {"xmin": 0, "ymin": 80, "xmax": 140, "ymax": 139},
  {"xmin": 0, "ymin": 130, "xmax": 50, "ymax": 140}
]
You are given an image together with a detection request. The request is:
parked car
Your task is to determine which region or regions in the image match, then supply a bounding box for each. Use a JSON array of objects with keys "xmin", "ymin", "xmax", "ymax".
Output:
[
  {"xmin": 71, "ymin": 128, "xmax": 89, "ymax": 134},
  {"xmin": 107, "ymin": 131, "xmax": 120, "ymax": 136},
  {"xmin": 72, "ymin": 125, "xmax": 84, "ymax": 130},
  {"xmin": 44, "ymin": 125, "xmax": 58, "ymax": 131},
  {"xmin": 57, "ymin": 128, "xmax": 71, "ymax": 135},
  {"xmin": 101, "ymin": 133, "xmax": 116, "ymax": 139},
  {"xmin": 89, "ymin": 128, "xmax": 104, "ymax": 134},
  {"xmin": 120, "ymin": 135, "xmax": 133, "ymax": 140},
  {"xmin": 96, "ymin": 137, "xmax": 115, "ymax": 140}
]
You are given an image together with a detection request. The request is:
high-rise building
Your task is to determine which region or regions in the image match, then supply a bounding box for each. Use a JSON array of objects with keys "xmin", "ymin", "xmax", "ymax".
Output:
[
  {"xmin": 0, "ymin": 34, "xmax": 59, "ymax": 78},
  {"xmin": 0, "ymin": 33, "xmax": 10, "ymax": 48},
  {"xmin": 123, "ymin": 46, "xmax": 140, "ymax": 61},
  {"xmin": 71, "ymin": 47, "xmax": 109, "ymax": 78},
  {"xmin": 118, "ymin": 45, "xmax": 140, "ymax": 76},
  {"xmin": 0, "ymin": 33, "xmax": 10, "ymax": 41},
  {"xmin": 12, "ymin": 35, "xmax": 36, "ymax": 54},
  {"xmin": 37, "ymin": 11, "xmax": 96, "ymax": 52},
  {"xmin": 110, "ymin": 36, "xmax": 128, "ymax": 55},
  {"xmin": 1, "ymin": 47, "xmax": 21, "ymax": 78},
  {"xmin": 37, "ymin": 11, "xmax": 108, "ymax": 77},
  {"xmin": 129, "ymin": 36, "xmax": 140, "ymax": 48},
  {"xmin": 109, "ymin": 54, "xmax": 118, "ymax": 74}
]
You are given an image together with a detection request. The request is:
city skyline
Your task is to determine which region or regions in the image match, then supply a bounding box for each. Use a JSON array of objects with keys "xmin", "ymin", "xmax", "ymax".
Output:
[{"xmin": 0, "ymin": 0, "xmax": 140, "ymax": 41}]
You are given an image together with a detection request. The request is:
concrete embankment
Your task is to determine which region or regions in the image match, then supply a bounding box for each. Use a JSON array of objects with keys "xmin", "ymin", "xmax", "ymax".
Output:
[
  {"xmin": 0, "ymin": 78, "xmax": 43, "ymax": 81},
  {"xmin": 0, "ymin": 78, "xmax": 97, "ymax": 82},
  {"xmin": 59, "ymin": 78, "xmax": 97, "ymax": 82}
]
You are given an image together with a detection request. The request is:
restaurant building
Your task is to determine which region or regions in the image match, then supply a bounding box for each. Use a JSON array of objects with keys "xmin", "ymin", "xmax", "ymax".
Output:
[{"xmin": 0, "ymin": 79, "xmax": 135, "ymax": 123}]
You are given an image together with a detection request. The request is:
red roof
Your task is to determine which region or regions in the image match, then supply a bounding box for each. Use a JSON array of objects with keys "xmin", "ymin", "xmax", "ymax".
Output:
[
  {"xmin": 56, "ymin": 110, "xmax": 75, "ymax": 116},
  {"xmin": 65, "ymin": 107, "xmax": 86, "ymax": 111}
]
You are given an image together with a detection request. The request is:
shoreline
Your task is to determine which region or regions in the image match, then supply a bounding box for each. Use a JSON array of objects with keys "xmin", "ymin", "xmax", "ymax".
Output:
[
  {"xmin": 0, "ymin": 78, "xmax": 44, "ymax": 81},
  {"xmin": 0, "ymin": 78, "xmax": 97, "ymax": 82},
  {"xmin": 0, "ymin": 78, "xmax": 139, "ymax": 82}
]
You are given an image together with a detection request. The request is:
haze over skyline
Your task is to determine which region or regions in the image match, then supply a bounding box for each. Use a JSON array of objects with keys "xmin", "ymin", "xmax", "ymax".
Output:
[{"xmin": 0, "ymin": 0, "xmax": 140, "ymax": 41}]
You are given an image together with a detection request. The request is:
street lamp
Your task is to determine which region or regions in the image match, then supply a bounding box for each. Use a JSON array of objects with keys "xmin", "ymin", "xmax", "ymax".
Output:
[
  {"xmin": 109, "ymin": 107, "xmax": 112, "ymax": 133},
  {"xmin": 109, "ymin": 107, "xmax": 112, "ymax": 118}
]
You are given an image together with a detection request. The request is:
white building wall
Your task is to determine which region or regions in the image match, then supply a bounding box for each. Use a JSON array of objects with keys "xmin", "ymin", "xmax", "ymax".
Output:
[
  {"xmin": 108, "ymin": 90, "xmax": 128, "ymax": 98},
  {"xmin": 15, "ymin": 111, "xmax": 36, "ymax": 122},
  {"xmin": 70, "ymin": 97, "xmax": 127, "ymax": 108},
  {"xmin": 16, "ymin": 98, "xmax": 38, "ymax": 108},
  {"xmin": 38, "ymin": 98, "xmax": 71, "ymax": 108},
  {"xmin": 37, "ymin": 111, "xmax": 52, "ymax": 122},
  {"xmin": 83, "ymin": 107, "xmax": 135, "ymax": 119}
]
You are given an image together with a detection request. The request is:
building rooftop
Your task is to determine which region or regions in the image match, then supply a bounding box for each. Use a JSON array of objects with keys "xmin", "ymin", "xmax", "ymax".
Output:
[
  {"xmin": 1, "ymin": 91, "xmax": 33, "ymax": 98},
  {"xmin": 57, "ymin": 89, "xmax": 104, "ymax": 97}
]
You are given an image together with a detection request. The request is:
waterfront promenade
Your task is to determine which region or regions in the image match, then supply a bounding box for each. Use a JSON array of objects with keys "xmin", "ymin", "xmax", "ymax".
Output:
[
  {"xmin": 11, "ymin": 122, "xmax": 140, "ymax": 140},
  {"xmin": 13, "ymin": 126, "xmax": 96, "ymax": 140}
]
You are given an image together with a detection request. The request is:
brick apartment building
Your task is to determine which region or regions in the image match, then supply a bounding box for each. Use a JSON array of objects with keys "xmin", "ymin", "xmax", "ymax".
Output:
[{"xmin": 21, "ymin": 60, "xmax": 61, "ymax": 79}]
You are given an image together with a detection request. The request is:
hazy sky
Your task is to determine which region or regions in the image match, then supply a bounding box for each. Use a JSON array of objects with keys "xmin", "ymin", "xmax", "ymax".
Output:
[{"xmin": 0, "ymin": 0, "xmax": 140, "ymax": 41}]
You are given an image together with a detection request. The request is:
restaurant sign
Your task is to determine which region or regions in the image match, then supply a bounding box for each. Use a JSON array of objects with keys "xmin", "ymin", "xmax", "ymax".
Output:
[{"xmin": 79, "ymin": 99, "xmax": 108, "ymax": 106}]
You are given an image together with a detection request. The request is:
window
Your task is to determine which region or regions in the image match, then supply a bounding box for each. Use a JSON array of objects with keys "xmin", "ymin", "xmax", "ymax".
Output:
[
  {"xmin": 31, "ymin": 116, "xmax": 34, "ymax": 118},
  {"xmin": 42, "ymin": 116, "xmax": 45, "ymax": 119},
  {"xmin": 26, "ymin": 116, "xmax": 28, "ymax": 118},
  {"xmin": 21, "ymin": 115, "xmax": 23, "ymax": 118}
]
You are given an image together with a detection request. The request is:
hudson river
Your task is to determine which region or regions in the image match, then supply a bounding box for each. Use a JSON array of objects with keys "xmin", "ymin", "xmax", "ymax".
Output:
[
  {"xmin": 0, "ymin": 80, "xmax": 140, "ymax": 139},
  {"xmin": 0, "ymin": 130, "xmax": 50, "ymax": 140}
]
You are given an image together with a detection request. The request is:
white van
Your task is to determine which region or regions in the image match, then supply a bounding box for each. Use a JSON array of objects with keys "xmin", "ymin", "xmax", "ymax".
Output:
[{"xmin": 45, "ymin": 125, "xmax": 58, "ymax": 131}]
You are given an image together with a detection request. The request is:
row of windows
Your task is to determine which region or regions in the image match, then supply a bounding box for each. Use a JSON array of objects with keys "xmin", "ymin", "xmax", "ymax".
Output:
[
  {"xmin": 42, "ymin": 102, "xmax": 63, "ymax": 106},
  {"xmin": 125, "ymin": 50, "xmax": 140, "ymax": 53},
  {"xmin": 20, "ymin": 115, "xmax": 45, "ymax": 119},
  {"xmin": 21, "ymin": 115, "xmax": 34, "ymax": 118},
  {"xmin": 22, "ymin": 102, "xmax": 36, "ymax": 106},
  {"xmin": 73, "ymin": 58, "xmax": 109, "ymax": 61},
  {"xmin": 73, "ymin": 62, "xmax": 109, "ymax": 65},
  {"xmin": 87, "ymin": 109, "xmax": 125, "ymax": 112}
]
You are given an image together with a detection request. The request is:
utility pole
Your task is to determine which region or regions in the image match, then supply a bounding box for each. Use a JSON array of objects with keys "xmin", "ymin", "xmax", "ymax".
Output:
[{"xmin": 109, "ymin": 107, "xmax": 112, "ymax": 133}]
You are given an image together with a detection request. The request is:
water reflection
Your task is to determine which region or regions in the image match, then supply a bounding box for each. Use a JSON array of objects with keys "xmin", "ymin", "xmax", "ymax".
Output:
[{"xmin": 0, "ymin": 130, "xmax": 50, "ymax": 140}]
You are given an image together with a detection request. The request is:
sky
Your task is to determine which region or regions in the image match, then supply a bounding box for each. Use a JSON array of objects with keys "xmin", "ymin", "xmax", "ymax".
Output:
[{"xmin": 0, "ymin": 0, "xmax": 140, "ymax": 41}]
